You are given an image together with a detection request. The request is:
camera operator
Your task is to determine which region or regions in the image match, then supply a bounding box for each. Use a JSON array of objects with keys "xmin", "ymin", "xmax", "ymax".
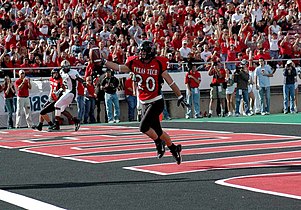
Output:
[
  {"xmin": 283, "ymin": 60, "xmax": 297, "ymax": 114},
  {"xmin": 208, "ymin": 60, "xmax": 226, "ymax": 117},
  {"xmin": 234, "ymin": 59, "xmax": 252, "ymax": 116}
]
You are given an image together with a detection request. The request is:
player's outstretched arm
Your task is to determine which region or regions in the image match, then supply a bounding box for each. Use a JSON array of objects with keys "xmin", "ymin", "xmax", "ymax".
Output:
[
  {"xmin": 103, "ymin": 59, "xmax": 131, "ymax": 73},
  {"xmin": 162, "ymin": 71, "xmax": 190, "ymax": 108},
  {"xmin": 162, "ymin": 71, "xmax": 181, "ymax": 97}
]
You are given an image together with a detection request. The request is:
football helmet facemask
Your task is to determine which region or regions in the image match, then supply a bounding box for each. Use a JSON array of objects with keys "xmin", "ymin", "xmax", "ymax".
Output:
[
  {"xmin": 137, "ymin": 40, "xmax": 156, "ymax": 62},
  {"xmin": 51, "ymin": 68, "xmax": 60, "ymax": 79}
]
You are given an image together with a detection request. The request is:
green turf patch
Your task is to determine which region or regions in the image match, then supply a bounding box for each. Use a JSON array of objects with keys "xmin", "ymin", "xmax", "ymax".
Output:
[{"xmin": 166, "ymin": 113, "xmax": 301, "ymax": 125}]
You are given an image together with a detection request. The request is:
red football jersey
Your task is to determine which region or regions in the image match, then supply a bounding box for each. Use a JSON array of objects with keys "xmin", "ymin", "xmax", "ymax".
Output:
[
  {"xmin": 125, "ymin": 56, "xmax": 168, "ymax": 103},
  {"xmin": 49, "ymin": 77, "xmax": 63, "ymax": 101}
]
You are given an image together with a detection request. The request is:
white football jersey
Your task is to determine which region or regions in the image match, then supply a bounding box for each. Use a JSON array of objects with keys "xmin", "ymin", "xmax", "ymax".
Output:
[{"xmin": 60, "ymin": 69, "xmax": 80, "ymax": 94}]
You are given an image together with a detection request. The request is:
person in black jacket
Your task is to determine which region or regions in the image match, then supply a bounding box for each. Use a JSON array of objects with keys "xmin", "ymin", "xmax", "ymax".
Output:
[
  {"xmin": 100, "ymin": 69, "xmax": 120, "ymax": 123},
  {"xmin": 234, "ymin": 60, "xmax": 252, "ymax": 117},
  {"xmin": 283, "ymin": 60, "xmax": 297, "ymax": 114}
]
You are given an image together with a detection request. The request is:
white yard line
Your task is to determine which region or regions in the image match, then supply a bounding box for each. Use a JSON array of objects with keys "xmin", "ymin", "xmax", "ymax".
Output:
[{"xmin": 0, "ymin": 189, "xmax": 66, "ymax": 210}]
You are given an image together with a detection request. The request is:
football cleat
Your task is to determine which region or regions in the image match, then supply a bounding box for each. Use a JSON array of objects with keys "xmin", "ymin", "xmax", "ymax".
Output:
[
  {"xmin": 36, "ymin": 124, "xmax": 43, "ymax": 131},
  {"xmin": 155, "ymin": 139, "xmax": 166, "ymax": 159},
  {"xmin": 48, "ymin": 124, "xmax": 60, "ymax": 131},
  {"xmin": 170, "ymin": 144, "xmax": 182, "ymax": 165},
  {"xmin": 74, "ymin": 118, "xmax": 80, "ymax": 131}
]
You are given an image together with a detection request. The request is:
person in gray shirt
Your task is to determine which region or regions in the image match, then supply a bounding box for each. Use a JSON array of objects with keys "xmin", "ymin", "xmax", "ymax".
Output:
[{"xmin": 255, "ymin": 58, "xmax": 274, "ymax": 115}]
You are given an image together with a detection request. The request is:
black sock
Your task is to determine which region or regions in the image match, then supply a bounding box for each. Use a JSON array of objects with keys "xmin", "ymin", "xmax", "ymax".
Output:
[
  {"xmin": 168, "ymin": 143, "xmax": 176, "ymax": 151},
  {"xmin": 48, "ymin": 121, "xmax": 53, "ymax": 126},
  {"xmin": 154, "ymin": 138, "xmax": 161, "ymax": 144},
  {"xmin": 38, "ymin": 122, "xmax": 43, "ymax": 127}
]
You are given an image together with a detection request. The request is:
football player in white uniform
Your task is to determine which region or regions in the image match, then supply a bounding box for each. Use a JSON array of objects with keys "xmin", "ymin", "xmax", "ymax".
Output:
[{"xmin": 49, "ymin": 60, "xmax": 86, "ymax": 131}]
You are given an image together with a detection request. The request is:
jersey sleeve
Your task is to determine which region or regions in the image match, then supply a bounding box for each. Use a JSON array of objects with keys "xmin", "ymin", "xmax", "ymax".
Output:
[
  {"xmin": 125, "ymin": 56, "xmax": 138, "ymax": 69},
  {"xmin": 70, "ymin": 69, "xmax": 80, "ymax": 80},
  {"xmin": 156, "ymin": 56, "xmax": 169, "ymax": 71}
]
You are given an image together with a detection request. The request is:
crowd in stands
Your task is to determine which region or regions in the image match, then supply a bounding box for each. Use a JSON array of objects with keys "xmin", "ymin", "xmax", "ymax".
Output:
[{"xmin": 0, "ymin": 0, "xmax": 301, "ymax": 77}]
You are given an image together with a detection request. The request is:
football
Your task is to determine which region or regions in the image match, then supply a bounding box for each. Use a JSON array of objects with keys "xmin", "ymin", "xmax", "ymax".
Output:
[{"xmin": 89, "ymin": 47, "xmax": 103, "ymax": 66}]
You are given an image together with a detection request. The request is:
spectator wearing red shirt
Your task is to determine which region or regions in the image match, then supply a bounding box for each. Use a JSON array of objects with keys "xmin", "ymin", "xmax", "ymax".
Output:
[
  {"xmin": 1, "ymin": 75, "xmax": 16, "ymax": 129},
  {"xmin": 23, "ymin": 22, "xmax": 39, "ymax": 42},
  {"xmin": 11, "ymin": 54, "xmax": 21, "ymax": 69},
  {"xmin": 77, "ymin": 77, "xmax": 85, "ymax": 123},
  {"xmin": 226, "ymin": 43, "xmax": 237, "ymax": 70},
  {"xmin": 185, "ymin": 63, "xmax": 201, "ymax": 119},
  {"xmin": 280, "ymin": 34, "xmax": 294, "ymax": 60},
  {"xmin": 124, "ymin": 72, "xmax": 137, "ymax": 121},
  {"xmin": 15, "ymin": 70, "xmax": 34, "ymax": 128},
  {"xmin": 194, "ymin": 18, "xmax": 204, "ymax": 35},
  {"xmin": 208, "ymin": 61, "xmax": 227, "ymax": 117},
  {"xmin": 219, "ymin": 31, "xmax": 230, "ymax": 62},
  {"xmin": 0, "ymin": 51, "xmax": 14, "ymax": 77},
  {"xmin": 171, "ymin": 32, "xmax": 182, "ymax": 51},
  {"xmin": 166, "ymin": 7, "xmax": 177, "ymax": 25},
  {"xmin": 5, "ymin": 30, "xmax": 18, "ymax": 50},
  {"xmin": 55, "ymin": 46, "xmax": 76, "ymax": 67},
  {"xmin": 152, "ymin": 22, "xmax": 165, "ymax": 38},
  {"xmin": 258, "ymin": 33, "xmax": 270, "ymax": 51},
  {"xmin": 292, "ymin": 40, "xmax": 301, "ymax": 66},
  {"xmin": 19, "ymin": 57, "xmax": 31, "ymax": 75},
  {"xmin": 32, "ymin": 56, "xmax": 47, "ymax": 76},
  {"xmin": 44, "ymin": 54, "xmax": 56, "ymax": 68},
  {"xmin": 112, "ymin": 41, "xmax": 125, "ymax": 64},
  {"xmin": 83, "ymin": 76, "xmax": 96, "ymax": 124},
  {"xmin": 153, "ymin": 32, "xmax": 165, "ymax": 48},
  {"xmin": 253, "ymin": 48, "xmax": 271, "ymax": 61},
  {"xmin": 240, "ymin": 19, "xmax": 254, "ymax": 39}
]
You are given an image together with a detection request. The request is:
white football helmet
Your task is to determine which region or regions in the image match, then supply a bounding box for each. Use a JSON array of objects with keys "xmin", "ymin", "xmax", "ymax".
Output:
[{"xmin": 61, "ymin": 60, "xmax": 70, "ymax": 72}]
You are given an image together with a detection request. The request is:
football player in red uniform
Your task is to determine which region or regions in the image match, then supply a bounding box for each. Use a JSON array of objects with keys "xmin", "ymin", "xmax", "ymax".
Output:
[{"xmin": 101, "ymin": 40, "xmax": 189, "ymax": 164}]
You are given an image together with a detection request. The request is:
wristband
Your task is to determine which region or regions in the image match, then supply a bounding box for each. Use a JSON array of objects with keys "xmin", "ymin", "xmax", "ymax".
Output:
[{"xmin": 178, "ymin": 95, "xmax": 183, "ymax": 100}]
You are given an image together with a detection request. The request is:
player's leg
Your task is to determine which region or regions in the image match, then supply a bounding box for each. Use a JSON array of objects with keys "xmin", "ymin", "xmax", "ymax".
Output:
[
  {"xmin": 51, "ymin": 93, "xmax": 73, "ymax": 130},
  {"xmin": 36, "ymin": 101, "xmax": 54, "ymax": 131},
  {"xmin": 140, "ymin": 99, "xmax": 165, "ymax": 158},
  {"xmin": 140, "ymin": 99, "xmax": 182, "ymax": 164}
]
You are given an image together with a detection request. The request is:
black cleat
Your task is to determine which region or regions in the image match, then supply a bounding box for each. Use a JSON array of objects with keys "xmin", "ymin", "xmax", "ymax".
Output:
[
  {"xmin": 36, "ymin": 124, "xmax": 43, "ymax": 131},
  {"xmin": 48, "ymin": 124, "xmax": 60, "ymax": 131},
  {"xmin": 74, "ymin": 118, "xmax": 80, "ymax": 131},
  {"xmin": 170, "ymin": 144, "xmax": 182, "ymax": 165},
  {"xmin": 155, "ymin": 140, "xmax": 166, "ymax": 159},
  {"xmin": 137, "ymin": 114, "xmax": 142, "ymax": 122},
  {"xmin": 31, "ymin": 125, "xmax": 37, "ymax": 130}
]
